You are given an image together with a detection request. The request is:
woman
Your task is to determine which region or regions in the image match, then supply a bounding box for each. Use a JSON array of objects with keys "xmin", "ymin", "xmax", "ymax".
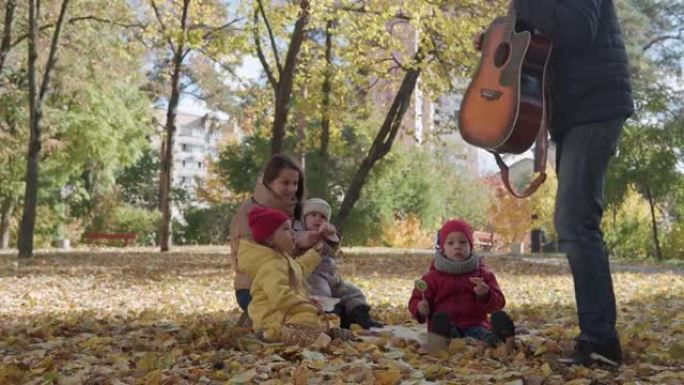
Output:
[{"xmin": 229, "ymin": 154, "xmax": 320, "ymax": 312}]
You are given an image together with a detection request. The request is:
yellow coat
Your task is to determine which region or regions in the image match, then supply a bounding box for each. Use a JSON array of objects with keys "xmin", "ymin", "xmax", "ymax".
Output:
[{"xmin": 238, "ymin": 240, "xmax": 322, "ymax": 339}]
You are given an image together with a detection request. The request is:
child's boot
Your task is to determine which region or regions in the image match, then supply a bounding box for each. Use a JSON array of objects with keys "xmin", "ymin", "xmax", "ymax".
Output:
[
  {"xmin": 348, "ymin": 305, "xmax": 373, "ymax": 329},
  {"xmin": 491, "ymin": 311, "xmax": 515, "ymax": 348},
  {"xmin": 431, "ymin": 311, "xmax": 452, "ymax": 338}
]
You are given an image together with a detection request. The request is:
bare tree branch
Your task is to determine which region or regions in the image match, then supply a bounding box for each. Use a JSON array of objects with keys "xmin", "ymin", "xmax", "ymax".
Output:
[
  {"xmin": 391, "ymin": 52, "xmax": 412, "ymax": 72},
  {"xmin": 198, "ymin": 17, "xmax": 245, "ymax": 40},
  {"xmin": 257, "ymin": 0, "xmax": 282, "ymax": 75},
  {"xmin": 150, "ymin": 0, "xmax": 176, "ymax": 53},
  {"xmin": 357, "ymin": 66, "xmax": 398, "ymax": 95},
  {"xmin": 10, "ymin": 15, "xmax": 145, "ymax": 49},
  {"xmin": 39, "ymin": 0, "xmax": 70, "ymax": 102},
  {"xmin": 198, "ymin": 48, "xmax": 251, "ymax": 89},
  {"xmin": 643, "ymin": 29, "xmax": 684, "ymax": 52},
  {"xmin": 181, "ymin": 88, "xmax": 205, "ymax": 100},
  {"xmin": 253, "ymin": 9, "xmax": 277, "ymax": 89},
  {"xmin": 334, "ymin": 5, "xmax": 412, "ymax": 21},
  {"xmin": 269, "ymin": 0, "xmax": 310, "ymax": 154},
  {"xmin": 180, "ymin": 47, "xmax": 192, "ymax": 61}
]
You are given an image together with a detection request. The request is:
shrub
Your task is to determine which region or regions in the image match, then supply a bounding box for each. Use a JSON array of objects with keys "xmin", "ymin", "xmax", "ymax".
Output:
[
  {"xmin": 86, "ymin": 204, "xmax": 161, "ymax": 246},
  {"xmin": 173, "ymin": 202, "xmax": 238, "ymax": 245}
]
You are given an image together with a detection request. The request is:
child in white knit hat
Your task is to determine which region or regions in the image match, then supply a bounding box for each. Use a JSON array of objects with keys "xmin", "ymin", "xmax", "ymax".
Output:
[{"xmin": 296, "ymin": 198, "xmax": 383, "ymax": 329}]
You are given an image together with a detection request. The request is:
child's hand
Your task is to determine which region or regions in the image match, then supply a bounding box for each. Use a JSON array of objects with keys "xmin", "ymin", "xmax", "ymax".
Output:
[
  {"xmin": 319, "ymin": 222, "xmax": 337, "ymax": 237},
  {"xmin": 417, "ymin": 300, "xmax": 430, "ymax": 316},
  {"xmin": 470, "ymin": 277, "xmax": 489, "ymax": 297},
  {"xmin": 294, "ymin": 230, "xmax": 323, "ymax": 249}
]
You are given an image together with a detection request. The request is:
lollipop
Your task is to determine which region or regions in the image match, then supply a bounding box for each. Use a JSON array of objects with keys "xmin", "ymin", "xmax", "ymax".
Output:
[{"xmin": 415, "ymin": 279, "xmax": 428, "ymax": 300}]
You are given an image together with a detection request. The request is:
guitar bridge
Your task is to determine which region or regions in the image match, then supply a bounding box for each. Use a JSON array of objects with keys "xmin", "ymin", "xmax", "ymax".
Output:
[{"xmin": 480, "ymin": 89, "xmax": 502, "ymax": 101}]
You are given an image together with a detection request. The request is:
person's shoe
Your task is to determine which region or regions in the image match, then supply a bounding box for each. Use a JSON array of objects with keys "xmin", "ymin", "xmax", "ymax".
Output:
[
  {"xmin": 491, "ymin": 311, "xmax": 515, "ymax": 341},
  {"xmin": 236, "ymin": 310, "xmax": 252, "ymax": 328},
  {"xmin": 349, "ymin": 305, "xmax": 373, "ymax": 329},
  {"xmin": 369, "ymin": 318, "xmax": 384, "ymax": 328},
  {"xmin": 558, "ymin": 338, "xmax": 623, "ymax": 367},
  {"xmin": 431, "ymin": 311, "xmax": 452, "ymax": 338},
  {"xmin": 333, "ymin": 303, "xmax": 351, "ymax": 329}
]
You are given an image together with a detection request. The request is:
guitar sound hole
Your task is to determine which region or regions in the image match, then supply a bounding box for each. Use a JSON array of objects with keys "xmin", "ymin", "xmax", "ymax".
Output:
[{"xmin": 493, "ymin": 43, "xmax": 510, "ymax": 67}]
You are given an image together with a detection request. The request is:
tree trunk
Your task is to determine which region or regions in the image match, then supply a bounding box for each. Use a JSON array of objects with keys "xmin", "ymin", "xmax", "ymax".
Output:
[
  {"xmin": 320, "ymin": 20, "xmax": 333, "ymax": 160},
  {"xmin": 158, "ymin": 0, "xmax": 190, "ymax": 252},
  {"xmin": 645, "ymin": 185, "xmax": 663, "ymax": 260},
  {"xmin": 305, "ymin": 20, "xmax": 333, "ymax": 199},
  {"xmin": 18, "ymin": 1, "xmax": 41, "ymax": 258},
  {"xmin": 270, "ymin": 0, "xmax": 309, "ymax": 155},
  {"xmin": 295, "ymin": 86, "xmax": 307, "ymax": 169},
  {"xmin": 0, "ymin": 0, "xmax": 16, "ymax": 73},
  {"xmin": 0, "ymin": 197, "xmax": 13, "ymax": 249},
  {"xmin": 308, "ymin": 20, "xmax": 334, "ymax": 197},
  {"xmin": 335, "ymin": 63, "xmax": 422, "ymax": 232},
  {"xmin": 18, "ymin": 0, "xmax": 70, "ymax": 258}
]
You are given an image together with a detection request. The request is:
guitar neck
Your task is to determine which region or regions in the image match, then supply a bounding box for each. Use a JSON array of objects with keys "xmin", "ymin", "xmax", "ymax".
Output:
[
  {"xmin": 507, "ymin": 0, "xmax": 517, "ymax": 18},
  {"xmin": 503, "ymin": 1, "xmax": 517, "ymax": 38}
]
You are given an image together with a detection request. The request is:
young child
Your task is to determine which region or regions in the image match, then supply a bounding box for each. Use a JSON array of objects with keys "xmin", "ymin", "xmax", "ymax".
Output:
[
  {"xmin": 238, "ymin": 205, "xmax": 328, "ymax": 342},
  {"xmin": 296, "ymin": 198, "xmax": 383, "ymax": 329},
  {"xmin": 408, "ymin": 219, "xmax": 514, "ymax": 347}
]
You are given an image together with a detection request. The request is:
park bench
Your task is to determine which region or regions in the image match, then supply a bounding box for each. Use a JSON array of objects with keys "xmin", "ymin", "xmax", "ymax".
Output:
[
  {"xmin": 473, "ymin": 231, "xmax": 497, "ymax": 251},
  {"xmin": 83, "ymin": 232, "xmax": 137, "ymax": 247}
]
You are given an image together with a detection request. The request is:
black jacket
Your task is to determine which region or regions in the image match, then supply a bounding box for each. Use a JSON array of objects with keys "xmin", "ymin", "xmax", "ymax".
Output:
[{"xmin": 516, "ymin": 0, "xmax": 635, "ymax": 140}]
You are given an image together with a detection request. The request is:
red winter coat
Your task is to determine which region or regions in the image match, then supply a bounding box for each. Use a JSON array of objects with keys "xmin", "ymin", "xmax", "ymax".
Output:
[{"xmin": 408, "ymin": 260, "xmax": 505, "ymax": 331}]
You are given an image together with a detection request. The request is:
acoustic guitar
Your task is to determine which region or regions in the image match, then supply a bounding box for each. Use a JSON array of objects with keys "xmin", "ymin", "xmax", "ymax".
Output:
[{"xmin": 458, "ymin": 2, "xmax": 552, "ymax": 198}]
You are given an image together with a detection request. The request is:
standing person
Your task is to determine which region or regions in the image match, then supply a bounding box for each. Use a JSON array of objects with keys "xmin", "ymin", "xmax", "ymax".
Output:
[
  {"xmin": 229, "ymin": 154, "xmax": 320, "ymax": 317},
  {"xmin": 408, "ymin": 219, "xmax": 515, "ymax": 348},
  {"xmin": 477, "ymin": 0, "xmax": 635, "ymax": 366}
]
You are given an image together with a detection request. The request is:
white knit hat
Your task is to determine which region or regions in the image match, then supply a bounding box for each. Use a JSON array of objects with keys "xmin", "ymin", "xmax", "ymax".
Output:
[{"xmin": 303, "ymin": 198, "xmax": 332, "ymax": 220}]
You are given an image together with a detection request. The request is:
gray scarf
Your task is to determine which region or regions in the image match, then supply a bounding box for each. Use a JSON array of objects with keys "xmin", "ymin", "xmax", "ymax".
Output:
[{"xmin": 433, "ymin": 251, "xmax": 480, "ymax": 274}]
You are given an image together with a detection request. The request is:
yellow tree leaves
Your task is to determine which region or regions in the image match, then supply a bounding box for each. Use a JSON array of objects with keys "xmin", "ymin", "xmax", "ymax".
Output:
[
  {"xmin": 487, "ymin": 168, "xmax": 558, "ymax": 248},
  {"xmin": 488, "ymin": 185, "xmax": 534, "ymax": 245}
]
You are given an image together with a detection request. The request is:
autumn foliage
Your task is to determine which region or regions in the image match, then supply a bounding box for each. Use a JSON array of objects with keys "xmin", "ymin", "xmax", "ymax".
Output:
[{"xmin": 1, "ymin": 248, "xmax": 682, "ymax": 384}]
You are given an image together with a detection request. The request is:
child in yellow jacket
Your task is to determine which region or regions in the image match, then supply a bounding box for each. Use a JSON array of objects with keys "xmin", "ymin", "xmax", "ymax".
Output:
[{"xmin": 239, "ymin": 206, "xmax": 328, "ymax": 342}]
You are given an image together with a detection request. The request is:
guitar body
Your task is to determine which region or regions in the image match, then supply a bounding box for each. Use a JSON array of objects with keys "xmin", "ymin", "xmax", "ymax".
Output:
[{"xmin": 458, "ymin": 16, "xmax": 552, "ymax": 154}]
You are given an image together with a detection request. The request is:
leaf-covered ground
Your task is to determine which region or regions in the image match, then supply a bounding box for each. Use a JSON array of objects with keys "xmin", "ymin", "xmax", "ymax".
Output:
[{"xmin": 0, "ymin": 247, "xmax": 682, "ymax": 384}]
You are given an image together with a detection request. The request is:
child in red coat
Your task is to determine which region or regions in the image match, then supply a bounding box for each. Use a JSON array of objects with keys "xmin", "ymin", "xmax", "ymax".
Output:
[{"xmin": 408, "ymin": 219, "xmax": 514, "ymax": 347}]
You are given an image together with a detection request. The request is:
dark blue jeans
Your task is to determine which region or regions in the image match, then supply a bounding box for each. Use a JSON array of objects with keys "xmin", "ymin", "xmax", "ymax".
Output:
[
  {"xmin": 554, "ymin": 118, "xmax": 623, "ymax": 345},
  {"xmin": 448, "ymin": 326, "xmax": 499, "ymax": 347},
  {"xmin": 236, "ymin": 289, "xmax": 252, "ymax": 311}
]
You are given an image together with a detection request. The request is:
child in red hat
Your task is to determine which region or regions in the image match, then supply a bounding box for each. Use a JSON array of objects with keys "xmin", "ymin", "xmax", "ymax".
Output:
[
  {"xmin": 408, "ymin": 219, "xmax": 514, "ymax": 347},
  {"xmin": 238, "ymin": 206, "xmax": 331, "ymax": 343}
]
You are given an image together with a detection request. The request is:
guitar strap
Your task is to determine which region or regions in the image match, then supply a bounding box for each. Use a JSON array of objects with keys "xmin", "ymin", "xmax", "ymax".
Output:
[{"xmin": 493, "ymin": 112, "xmax": 548, "ymax": 199}]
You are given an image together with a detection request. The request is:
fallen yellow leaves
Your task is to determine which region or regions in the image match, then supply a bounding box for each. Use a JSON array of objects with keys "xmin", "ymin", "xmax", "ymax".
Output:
[
  {"xmin": 0, "ymin": 249, "xmax": 682, "ymax": 384},
  {"xmin": 0, "ymin": 364, "xmax": 25, "ymax": 384}
]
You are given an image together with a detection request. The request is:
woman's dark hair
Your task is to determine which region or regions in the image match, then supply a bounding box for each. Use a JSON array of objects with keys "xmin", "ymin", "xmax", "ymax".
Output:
[{"xmin": 262, "ymin": 154, "xmax": 305, "ymax": 218}]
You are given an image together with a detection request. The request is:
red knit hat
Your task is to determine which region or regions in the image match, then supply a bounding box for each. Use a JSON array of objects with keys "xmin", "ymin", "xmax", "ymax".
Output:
[
  {"xmin": 248, "ymin": 206, "xmax": 290, "ymax": 244},
  {"xmin": 438, "ymin": 219, "xmax": 474, "ymax": 250}
]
